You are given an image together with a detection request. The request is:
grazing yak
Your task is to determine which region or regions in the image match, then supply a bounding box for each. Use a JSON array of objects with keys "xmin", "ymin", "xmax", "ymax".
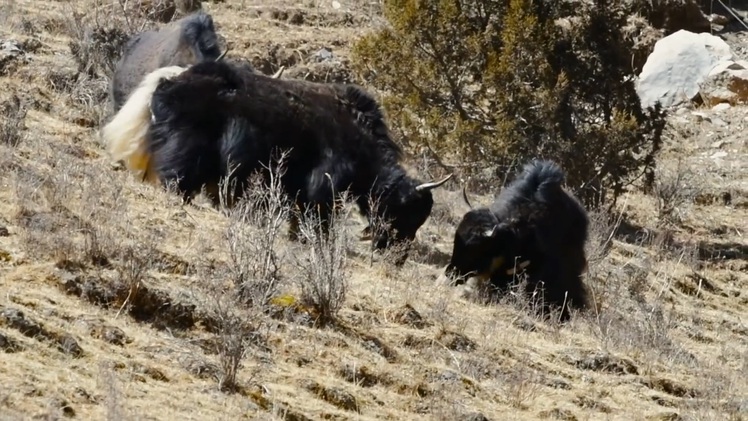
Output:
[
  {"xmin": 444, "ymin": 160, "xmax": 589, "ymax": 321},
  {"xmin": 101, "ymin": 59, "xmax": 452, "ymax": 258},
  {"xmin": 109, "ymin": 11, "xmax": 225, "ymax": 113}
]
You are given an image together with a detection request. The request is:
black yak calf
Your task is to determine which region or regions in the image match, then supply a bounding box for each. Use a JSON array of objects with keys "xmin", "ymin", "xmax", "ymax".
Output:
[
  {"xmin": 444, "ymin": 160, "xmax": 589, "ymax": 321},
  {"xmin": 101, "ymin": 60, "xmax": 451, "ymax": 260}
]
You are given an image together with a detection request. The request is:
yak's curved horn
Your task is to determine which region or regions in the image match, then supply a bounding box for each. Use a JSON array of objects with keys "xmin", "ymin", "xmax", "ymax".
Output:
[
  {"xmin": 271, "ymin": 66, "xmax": 285, "ymax": 79},
  {"xmin": 462, "ymin": 185, "xmax": 473, "ymax": 209},
  {"xmin": 415, "ymin": 173, "xmax": 453, "ymax": 192},
  {"xmin": 215, "ymin": 46, "xmax": 229, "ymax": 62}
]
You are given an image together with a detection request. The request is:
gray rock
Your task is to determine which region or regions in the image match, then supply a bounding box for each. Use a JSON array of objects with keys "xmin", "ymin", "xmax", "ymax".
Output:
[{"xmin": 313, "ymin": 47, "xmax": 334, "ymax": 63}]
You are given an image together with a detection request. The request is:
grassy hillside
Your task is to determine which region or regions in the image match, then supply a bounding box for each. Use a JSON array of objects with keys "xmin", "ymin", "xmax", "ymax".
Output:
[{"xmin": 0, "ymin": 1, "xmax": 746, "ymax": 420}]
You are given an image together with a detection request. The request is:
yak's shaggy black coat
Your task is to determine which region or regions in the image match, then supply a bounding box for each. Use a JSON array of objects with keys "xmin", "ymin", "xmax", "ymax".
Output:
[
  {"xmin": 110, "ymin": 12, "xmax": 223, "ymax": 112},
  {"xmin": 147, "ymin": 60, "xmax": 449, "ymax": 254},
  {"xmin": 445, "ymin": 160, "xmax": 589, "ymax": 320}
]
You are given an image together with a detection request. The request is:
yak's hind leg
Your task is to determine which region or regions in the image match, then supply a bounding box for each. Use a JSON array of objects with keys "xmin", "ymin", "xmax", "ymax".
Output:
[{"xmin": 526, "ymin": 252, "xmax": 587, "ymax": 322}]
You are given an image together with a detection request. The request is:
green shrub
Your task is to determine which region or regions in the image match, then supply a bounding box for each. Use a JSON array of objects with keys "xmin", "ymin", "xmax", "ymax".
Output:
[{"xmin": 352, "ymin": 0, "xmax": 667, "ymax": 207}]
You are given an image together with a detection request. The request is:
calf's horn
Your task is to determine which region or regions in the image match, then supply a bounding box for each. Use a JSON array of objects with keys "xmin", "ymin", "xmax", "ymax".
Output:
[
  {"xmin": 271, "ymin": 66, "xmax": 285, "ymax": 79},
  {"xmin": 215, "ymin": 46, "xmax": 229, "ymax": 62},
  {"xmin": 415, "ymin": 173, "xmax": 453, "ymax": 192},
  {"xmin": 483, "ymin": 225, "xmax": 498, "ymax": 238},
  {"xmin": 462, "ymin": 185, "xmax": 474, "ymax": 209}
]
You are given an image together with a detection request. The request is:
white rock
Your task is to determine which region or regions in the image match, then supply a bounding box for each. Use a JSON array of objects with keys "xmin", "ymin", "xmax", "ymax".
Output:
[
  {"xmin": 636, "ymin": 30, "xmax": 732, "ymax": 109},
  {"xmin": 710, "ymin": 151, "xmax": 728, "ymax": 159},
  {"xmin": 712, "ymin": 102, "xmax": 731, "ymax": 112}
]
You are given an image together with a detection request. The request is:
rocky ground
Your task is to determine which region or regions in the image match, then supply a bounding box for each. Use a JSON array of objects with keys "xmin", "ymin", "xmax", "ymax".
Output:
[{"xmin": 0, "ymin": 1, "xmax": 746, "ymax": 420}]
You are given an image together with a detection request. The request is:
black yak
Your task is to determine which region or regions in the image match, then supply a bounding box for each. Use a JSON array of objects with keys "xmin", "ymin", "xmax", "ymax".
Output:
[
  {"xmin": 444, "ymin": 160, "xmax": 589, "ymax": 321},
  {"xmin": 101, "ymin": 59, "xmax": 451, "ymax": 258},
  {"xmin": 109, "ymin": 12, "xmax": 225, "ymax": 113}
]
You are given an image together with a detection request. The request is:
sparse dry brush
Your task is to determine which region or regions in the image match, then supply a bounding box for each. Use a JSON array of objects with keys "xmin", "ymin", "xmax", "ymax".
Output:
[
  {"xmin": 652, "ymin": 159, "xmax": 699, "ymax": 227},
  {"xmin": 292, "ymin": 195, "xmax": 352, "ymax": 328},
  {"xmin": 59, "ymin": 0, "xmax": 185, "ymax": 126},
  {"xmin": 222, "ymin": 155, "xmax": 291, "ymax": 308},
  {"xmin": 0, "ymin": 95, "xmax": 26, "ymax": 147}
]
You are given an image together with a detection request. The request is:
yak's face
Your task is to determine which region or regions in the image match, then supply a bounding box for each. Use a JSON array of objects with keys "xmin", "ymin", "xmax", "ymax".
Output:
[
  {"xmin": 444, "ymin": 209, "xmax": 526, "ymax": 285},
  {"xmin": 371, "ymin": 187, "xmax": 435, "ymax": 250},
  {"xmin": 362, "ymin": 174, "xmax": 452, "ymax": 253}
]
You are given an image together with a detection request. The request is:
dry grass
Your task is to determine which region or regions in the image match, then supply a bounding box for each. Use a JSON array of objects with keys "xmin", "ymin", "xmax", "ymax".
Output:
[{"xmin": 0, "ymin": 0, "xmax": 746, "ymax": 420}]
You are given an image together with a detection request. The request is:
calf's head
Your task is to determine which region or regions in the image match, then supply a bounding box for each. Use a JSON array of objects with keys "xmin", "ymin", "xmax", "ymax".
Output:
[{"xmin": 445, "ymin": 209, "xmax": 531, "ymax": 285}]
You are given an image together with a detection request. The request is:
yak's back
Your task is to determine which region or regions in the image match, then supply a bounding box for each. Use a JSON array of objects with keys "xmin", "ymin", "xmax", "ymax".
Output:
[
  {"xmin": 489, "ymin": 159, "xmax": 567, "ymax": 222},
  {"xmin": 490, "ymin": 159, "xmax": 588, "ymax": 249},
  {"xmin": 331, "ymin": 84, "xmax": 402, "ymax": 162}
]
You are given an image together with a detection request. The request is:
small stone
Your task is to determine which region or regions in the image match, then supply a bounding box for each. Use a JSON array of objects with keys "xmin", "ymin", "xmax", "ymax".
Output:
[
  {"xmin": 461, "ymin": 413, "xmax": 491, "ymax": 421},
  {"xmin": 675, "ymin": 107, "xmax": 689, "ymax": 115},
  {"xmin": 712, "ymin": 102, "xmax": 731, "ymax": 112},
  {"xmin": 708, "ymin": 13, "xmax": 731, "ymax": 25},
  {"xmin": 710, "ymin": 151, "xmax": 728, "ymax": 159},
  {"xmin": 691, "ymin": 112, "xmax": 710, "ymax": 122},
  {"xmin": 0, "ymin": 226, "xmax": 9, "ymax": 236},
  {"xmin": 391, "ymin": 304, "xmax": 425, "ymax": 329},
  {"xmin": 313, "ymin": 47, "xmax": 334, "ymax": 62},
  {"xmin": 711, "ymin": 117, "xmax": 728, "ymax": 127},
  {"xmin": 57, "ymin": 333, "xmax": 84, "ymax": 357}
]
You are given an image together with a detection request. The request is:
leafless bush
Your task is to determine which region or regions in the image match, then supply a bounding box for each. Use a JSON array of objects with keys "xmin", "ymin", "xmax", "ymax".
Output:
[
  {"xmin": 582, "ymin": 204, "xmax": 625, "ymax": 318},
  {"xmin": 97, "ymin": 361, "xmax": 129, "ymax": 421},
  {"xmin": 652, "ymin": 160, "xmax": 698, "ymax": 226},
  {"xmin": 292, "ymin": 192, "xmax": 351, "ymax": 328},
  {"xmin": 192, "ymin": 258, "xmax": 266, "ymax": 393},
  {"xmin": 64, "ymin": 4, "xmax": 131, "ymax": 79},
  {"xmin": 584, "ymin": 254, "xmax": 694, "ymax": 370},
  {"xmin": 222, "ymin": 152, "xmax": 291, "ymax": 307},
  {"xmin": 501, "ymin": 357, "xmax": 542, "ymax": 409},
  {"xmin": 208, "ymin": 283, "xmax": 248, "ymax": 393},
  {"xmin": 0, "ymin": 95, "xmax": 27, "ymax": 147},
  {"xmin": 61, "ymin": 1, "xmax": 135, "ymax": 123},
  {"xmin": 11, "ymin": 149, "xmax": 127, "ymax": 267}
]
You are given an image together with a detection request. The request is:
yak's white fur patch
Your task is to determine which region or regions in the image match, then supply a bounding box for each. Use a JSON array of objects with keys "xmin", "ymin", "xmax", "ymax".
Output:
[{"xmin": 101, "ymin": 65, "xmax": 187, "ymax": 184}]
